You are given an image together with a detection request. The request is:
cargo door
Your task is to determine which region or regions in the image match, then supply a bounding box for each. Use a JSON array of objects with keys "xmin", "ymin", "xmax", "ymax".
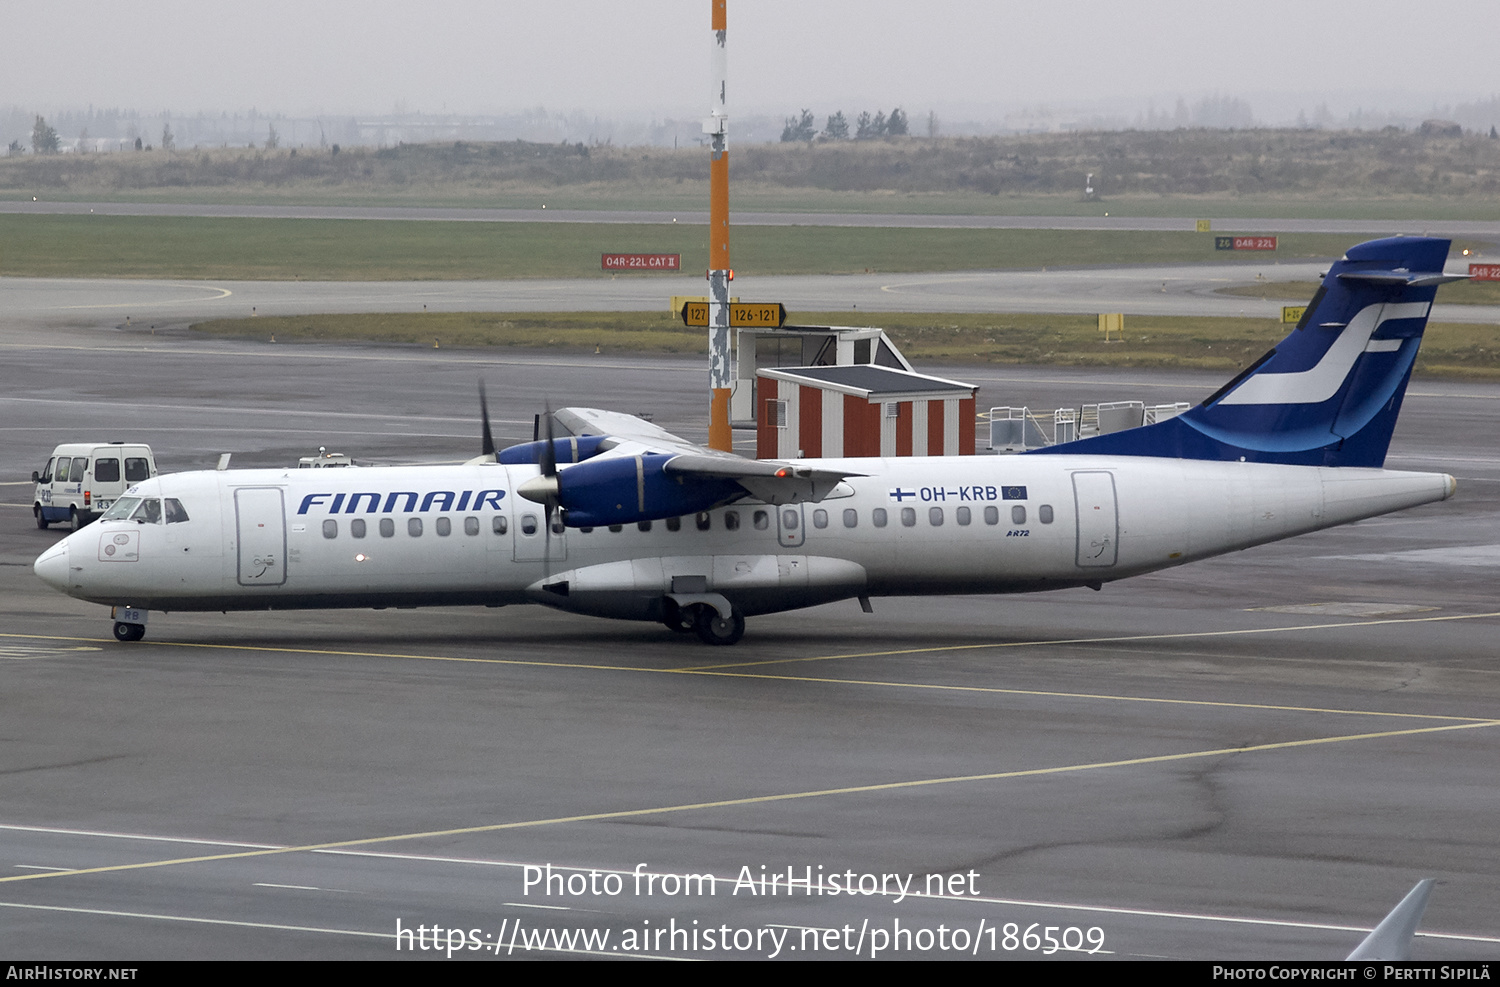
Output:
[
  {"xmin": 1072, "ymin": 471, "xmax": 1118, "ymax": 568},
  {"xmin": 235, "ymin": 487, "xmax": 287, "ymax": 586}
]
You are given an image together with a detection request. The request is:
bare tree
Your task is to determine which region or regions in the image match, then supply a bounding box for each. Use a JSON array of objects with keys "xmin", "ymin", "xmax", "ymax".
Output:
[
  {"xmin": 265, "ymin": 123, "xmax": 280, "ymax": 149},
  {"xmin": 161, "ymin": 123, "xmax": 175, "ymax": 151}
]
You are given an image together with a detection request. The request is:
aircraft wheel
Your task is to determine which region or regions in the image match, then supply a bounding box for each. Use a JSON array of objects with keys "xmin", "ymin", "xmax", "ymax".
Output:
[
  {"xmin": 693, "ymin": 604, "xmax": 744, "ymax": 646},
  {"xmin": 112, "ymin": 621, "xmax": 145, "ymax": 643},
  {"xmin": 35, "ymin": 506, "xmax": 49, "ymax": 530},
  {"xmin": 660, "ymin": 599, "xmax": 695, "ymax": 633}
]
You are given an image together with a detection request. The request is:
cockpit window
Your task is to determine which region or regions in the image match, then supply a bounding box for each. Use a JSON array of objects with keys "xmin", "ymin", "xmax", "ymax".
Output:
[
  {"xmin": 164, "ymin": 498, "xmax": 189, "ymax": 523},
  {"xmin": 101, "ymin": 497, "xmax": 141, "ymax": 521},
  {"xmin": 129, "ymin": 499, "xmax": 163, "ymax": 524}
]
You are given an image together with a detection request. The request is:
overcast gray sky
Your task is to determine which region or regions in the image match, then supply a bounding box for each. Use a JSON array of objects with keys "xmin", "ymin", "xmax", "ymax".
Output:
[{"xmin": 7, "ymin": 1, "xmax": 1498, "ymax": 120}]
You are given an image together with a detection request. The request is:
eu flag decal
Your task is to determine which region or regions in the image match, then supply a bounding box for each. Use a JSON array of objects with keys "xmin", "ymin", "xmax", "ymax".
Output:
[{"xmin": 1001, "ymin": 485, "xmax": 1028, "ymax": 500}]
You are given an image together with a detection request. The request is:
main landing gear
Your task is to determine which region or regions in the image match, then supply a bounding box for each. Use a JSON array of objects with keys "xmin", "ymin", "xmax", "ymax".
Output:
[
  {"xmin": 661, "ymin": 598, "xmax": 745, "ymax": 645},
  {"xmin": 693, "ymin": 604, "xmax": 745, "ymax": 646}
]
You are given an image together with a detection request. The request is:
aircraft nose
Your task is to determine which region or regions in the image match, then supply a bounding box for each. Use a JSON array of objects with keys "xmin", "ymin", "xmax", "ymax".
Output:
[{"xmin": 34, "ymin": 540, "xmax": 70, "ymax": 593}]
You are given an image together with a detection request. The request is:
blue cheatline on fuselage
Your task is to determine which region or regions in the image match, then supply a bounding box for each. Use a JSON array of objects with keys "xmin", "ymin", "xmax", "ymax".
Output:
[{"xmin": 1028, "ymin": 236, "xmax": 1459, "ymax": 468}]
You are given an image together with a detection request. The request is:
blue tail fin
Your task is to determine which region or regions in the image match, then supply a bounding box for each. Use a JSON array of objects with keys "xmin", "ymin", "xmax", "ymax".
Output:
[{"xmin": 1029, "ymin": 236, "xmax": 1460, "ymax": 467}]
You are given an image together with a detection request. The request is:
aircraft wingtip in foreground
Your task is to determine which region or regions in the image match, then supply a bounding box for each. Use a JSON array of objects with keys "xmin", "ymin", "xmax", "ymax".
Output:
[
  {"xmin": 36, "ymin": 236, "xmax": 1460, "ymax": 645},
  {"xmin": 1346, "ymin": 879, "xmax": 1435, "ymax": 961}
]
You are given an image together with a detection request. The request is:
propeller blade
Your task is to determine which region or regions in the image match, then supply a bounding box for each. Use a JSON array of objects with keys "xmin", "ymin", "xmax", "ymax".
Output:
[
  {"xmin": 479, "ymin": 381, "xmax": 496, "ymax": 459},
  {"xmin": 539, "ymin": 403, "xmax": 557, "ymax": 478},
  {"xmin": 540, "ymin": 403, "xmax": 558, "ymax": 581}
]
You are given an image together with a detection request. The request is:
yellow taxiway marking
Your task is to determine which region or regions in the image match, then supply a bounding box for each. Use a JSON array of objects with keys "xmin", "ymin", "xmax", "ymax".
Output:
[
  {"xmin": 1, "ymin": 718, "xmax": 1494, "ymax": 887},
  {"xmin": 674, "ymin": 609, "xmax": 1500, "ymax": 673},
  {"xmin": 1, "ymin": 629, "xmax": 1492, "ymax": 724}
]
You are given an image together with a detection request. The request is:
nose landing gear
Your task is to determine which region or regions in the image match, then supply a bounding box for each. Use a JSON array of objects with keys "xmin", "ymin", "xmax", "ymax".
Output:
[
  {"xmin": 110, "ymin": 606, "xmax": 148, "ymax": 643},
  {"xmin": 113, "ymin": 621, "xmax": 145, "ymax": 642}
]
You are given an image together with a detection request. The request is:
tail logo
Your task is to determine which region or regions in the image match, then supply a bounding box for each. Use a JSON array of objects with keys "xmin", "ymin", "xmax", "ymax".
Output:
[{"xmin": 1218, "ymin": 302, "xmax": 1429, "ymax": 406}]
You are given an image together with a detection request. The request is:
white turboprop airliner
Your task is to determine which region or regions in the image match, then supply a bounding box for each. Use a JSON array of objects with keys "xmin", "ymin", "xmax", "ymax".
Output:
[{"xmin": 34, "ymin": 237, "xmax": 1462, "ymax": 645}]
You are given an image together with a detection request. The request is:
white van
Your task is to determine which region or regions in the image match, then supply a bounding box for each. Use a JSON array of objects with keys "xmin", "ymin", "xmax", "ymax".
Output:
[{"xmin": 33, "ymin": 443, "xmax": 157, "ymax": 529}]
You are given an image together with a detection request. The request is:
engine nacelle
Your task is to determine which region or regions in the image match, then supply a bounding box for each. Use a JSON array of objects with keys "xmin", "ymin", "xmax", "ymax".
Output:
[
  {"xmin": 498, "ymin": 434, "xmax": 610, "ymax": 466},
  {"xmin": 556, "ymin": 453, "xmax": 744, "ymax": 527}
]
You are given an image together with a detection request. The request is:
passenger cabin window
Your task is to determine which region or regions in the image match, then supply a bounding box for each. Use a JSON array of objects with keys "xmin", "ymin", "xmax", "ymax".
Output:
[
  {"xmin": 521, "ymin": 515, "xmax": 538, "ymax": 536},
  {"xmin": 1012, "ymin": 505, "xmax": 1027, "ymax": 525},
  {"xmin": 901, "ymin": 507, "xmax": 916, "ymax": 527},
  {"xmin": 1039, "ymin": 504, "xmax": 1054, "ymax": 524},
  {"xmin": 493, "ymin": 515, "xmax": 509, "ymax": 535},
  {"xmin": 929, "ymin": 507, "xmax": 944, "ymax": 526},
  {"xmin": 409, "ymin": 518, "xmax": 423, "ymax": 536},
  {"xmin": 436, "ymin": 517, "xmax": 452, "ymax": 536},
  {"xmin": 379, "ymin": 518, "xmax": 395, "ymax": 537},
  {"xmin": 813, "ymin": 509, "xmax": 828, "ymax": 529},
  {"xmin": 352, "ymin": 519, "xmax": 367, "ymax": 538},
  {"xmin": 164, "ymin": 498, "xmax": 189, "ymax": 523},
  {"xmin": 551, "ymin": 518, "xmax": 565, "ymax": 534},
  {"xmin": 95, "ymin": 459, "xmax": 121, "ymax": 483},
  {"xmin": 956, "ymin": 506, "xmax": 971, "ymax": 526},
  {"xmin": 125, "ymin": 459, "xmax": 150, "ymax": 482},
  {"xmin": 780, "ymin": 510, "xmax": 797, "ymax": 531},
  {"xmin": 984, "ymin": 506, "xmax": 999, "ymax": 525},
  {"xmin": 638, "ymin": 520, "xmax": 652, "ymax": 532},
  {"xmin": 873, "ymin": 508, "xmax": 888, "ymax": 528},
  {"xmin": 695, "ymin": 512, "xmax": 711, "ymax": 531},
  {"xmin": 724, "ymin": 511, "xmax": 740, "ymax": 531},
  {"xmin": 666, "ymin": 516, "xmax": 682, "ymax": 532},
  {"xmin": 323, "ymin": 519, "xmax": 338, "ymax": 538},
  {"xmin": 464, "ymin": 517, "xmax": 480, "ymax": 536},
  {"xmin": 609, "ymin": 525, "xmax": 623, "ymax": 533},
  {"xmin": 753, "ymin": 510, "xmax": 769, "ymax": 531},
  {"xmin": 844, "ymin": 508, "xmax": 858, "ymax": 528}
]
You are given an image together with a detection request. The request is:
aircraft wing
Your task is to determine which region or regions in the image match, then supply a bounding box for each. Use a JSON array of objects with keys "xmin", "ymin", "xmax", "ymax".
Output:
[
  {"xmin": 1345, "ymin": 879, "xmax": 1434, "ymax": 961},
  {"xmin": 552, "ymin": 407, "xmax": 701, "ymax": 454},
  {"xmin": 516, "ymin": 408, "xmax": 863, "ymax": 525}
]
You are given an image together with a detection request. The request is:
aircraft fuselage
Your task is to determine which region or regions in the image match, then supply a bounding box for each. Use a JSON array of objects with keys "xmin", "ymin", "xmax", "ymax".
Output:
[{"xmin": 34, "ymin": 456, "xmax": 1454, "ymax": 624}]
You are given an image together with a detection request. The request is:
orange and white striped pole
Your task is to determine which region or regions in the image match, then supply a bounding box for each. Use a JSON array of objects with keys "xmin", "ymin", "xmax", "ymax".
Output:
[{"xmin": 706, "ymin": 0, "xmax": 733, "ymax": 451}]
